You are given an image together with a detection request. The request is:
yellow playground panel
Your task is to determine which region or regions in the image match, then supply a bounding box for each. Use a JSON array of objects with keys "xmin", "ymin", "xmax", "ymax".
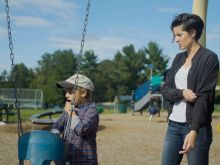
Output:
[{"xmin": 217, "ymin": 123, "xmax": 220, "ymax": 132}]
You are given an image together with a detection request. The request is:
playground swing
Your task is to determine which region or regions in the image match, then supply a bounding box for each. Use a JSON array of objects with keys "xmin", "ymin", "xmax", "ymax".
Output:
[{"xmin": 4, "ymin": 0, "xmax": 91, "ymax": 164}]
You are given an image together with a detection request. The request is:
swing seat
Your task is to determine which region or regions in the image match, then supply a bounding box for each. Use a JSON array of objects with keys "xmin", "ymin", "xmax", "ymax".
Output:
[{"xmin": 18, "ymin": 130, "xmax": 66, "ymax": 165}]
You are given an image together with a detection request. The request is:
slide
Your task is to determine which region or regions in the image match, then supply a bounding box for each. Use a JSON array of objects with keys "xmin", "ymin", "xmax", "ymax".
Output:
[
  {"xmin": 133, "ymin": 91, "xmax": 151, "ymax": 112},
  {"xmin": 133, "ymin": 76, "xmax": 162, "ymax": 112}
]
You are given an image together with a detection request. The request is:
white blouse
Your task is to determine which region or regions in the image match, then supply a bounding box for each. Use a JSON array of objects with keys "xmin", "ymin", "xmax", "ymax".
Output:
[{"xmin": 169, "ymin": 65, "xmax": 190, "ymax": 123}]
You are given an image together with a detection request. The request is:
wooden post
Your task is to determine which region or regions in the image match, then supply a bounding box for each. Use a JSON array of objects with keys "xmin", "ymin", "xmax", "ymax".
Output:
[{"xmin": 192, "ymin": 0, "xmax": 209, "ymax": 47}]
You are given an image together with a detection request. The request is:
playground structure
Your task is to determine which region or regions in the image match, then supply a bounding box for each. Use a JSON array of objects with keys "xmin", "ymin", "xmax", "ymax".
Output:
[
  {"xmin": 113, "ymin": 75, "xmax": 163, "ymax": 116},
  {"xmin": 132, "ymin": 75, "xmax": 163, "ymax": 116},
  {"xmin": 1, "ymin": 0, "xmax": 211, "ymax": 164},
  {"xmin": 30, "ymin": 108, "xmax": 63, "ymax": 129}
]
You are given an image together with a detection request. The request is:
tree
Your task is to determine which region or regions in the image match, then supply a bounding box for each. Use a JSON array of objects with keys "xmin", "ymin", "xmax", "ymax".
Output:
[
  {"xmin": 7, "ymin": 63, "xmax": 34, "ymax": 88},
  {"xmin": 0, "ymin": 70, "xmax": 10, "ymax": 88},
  {"xmin": 112, "ymin": 44, "xmax": 148, "ymax": 96},
  {"xmin": 121, "ymin": 44, "xmax": 148, "ymax": 87},
  {"xmin": 32, "ymin": 49, "xmax": 77, "ymax": 105},
  {"xmin": 80, "ymin": 50, "xmax": 101, "ymax": 101},
  {"xmin": 28, "ymin": 42, "xmax": 170, "ymax": 105},
  {"xmin": 145, "ymin": 41, "xmax": 169, "ymax": 79},
  {"xmin": 81, "ymin": 50, "xmax": 98, "ymax": 80},
  {"xmin": 95, "ymin": 59, "xmax": 118, "ymax": 101}
]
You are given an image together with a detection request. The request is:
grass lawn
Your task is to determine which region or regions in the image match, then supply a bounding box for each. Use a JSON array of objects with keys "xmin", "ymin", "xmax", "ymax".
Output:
[
  {"xmin": 8, "ymin": 109, "xmax": 53, "ymax": 122},
  {"xmin": 5, "ymin": 104, "xmax": 220, "ymax": 123}
]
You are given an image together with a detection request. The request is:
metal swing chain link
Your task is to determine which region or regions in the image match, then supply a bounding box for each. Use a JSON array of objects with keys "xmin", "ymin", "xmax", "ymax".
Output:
[
  {"xmin": 75, "ymin": 0, "xmax": 90, "ymax": 88},
  {"xmin": 5, "ymin": 0, "xmax": 14, "ymax": 70},
  {"xmin": 76, "ymin": 0, "xmax": 90, "ymax": 74},
  {"xmin": 63, "ymin": 0, "xmax": 91, "ymax": 141},
  {"xmin": 75, "ymin": 0, "xmax": 90, "ymax": 94},
  {"xmin": 5, "ymin": 0, "xmax": 23, "ymax": 137}
]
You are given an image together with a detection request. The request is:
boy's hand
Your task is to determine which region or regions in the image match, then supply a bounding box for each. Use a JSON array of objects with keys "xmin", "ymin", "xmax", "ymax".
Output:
[{"xmin": 64, "ymin": 101, "xmax": 76, "ymax": 116}]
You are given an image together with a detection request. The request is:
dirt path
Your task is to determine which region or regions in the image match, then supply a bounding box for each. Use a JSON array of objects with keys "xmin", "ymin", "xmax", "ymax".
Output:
[
  {"xmin": 97, "ymin": 112, "xmax": 220, "ymax": 165},
  {"xmin": 0, "ymin": 112, "xmax": 220, "ymax": 165}
]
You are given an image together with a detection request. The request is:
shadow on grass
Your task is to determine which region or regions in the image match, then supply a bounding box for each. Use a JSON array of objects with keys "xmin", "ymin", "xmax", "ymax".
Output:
[
  {"xmin": 98, "ymin": 125, "xmax": 106, "ymax": 131},
  {"xmin": 212, "ymin": 114, "xmax": 220, "ymax": 119}
]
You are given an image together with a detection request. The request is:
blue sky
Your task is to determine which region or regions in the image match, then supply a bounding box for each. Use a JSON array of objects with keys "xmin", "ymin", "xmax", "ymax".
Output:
[{"xmin": 0, "ymin": 0, "xmax": 220, "ymax": 73}]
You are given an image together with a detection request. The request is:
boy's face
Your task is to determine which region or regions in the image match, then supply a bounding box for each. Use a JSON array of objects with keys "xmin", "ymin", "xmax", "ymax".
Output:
[{"xmin": 65, "ymin": 87, "xmax": 87, "ymax": 106}]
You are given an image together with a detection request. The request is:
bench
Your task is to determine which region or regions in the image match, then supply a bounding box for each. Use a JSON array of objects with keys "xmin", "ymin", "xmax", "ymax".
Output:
[{"xmin": 0, "ymin": 104, "xmax": 16, "ymax": 122}]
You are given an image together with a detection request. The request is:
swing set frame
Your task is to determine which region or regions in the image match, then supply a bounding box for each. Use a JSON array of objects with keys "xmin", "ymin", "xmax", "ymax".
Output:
[{"xmin": 3, "ymin": 0, "xmax": 92, "ymax": 164}]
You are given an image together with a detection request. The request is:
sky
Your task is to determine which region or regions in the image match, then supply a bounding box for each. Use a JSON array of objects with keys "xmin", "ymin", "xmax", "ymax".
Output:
[{"xmin": 0, "ymin": 0, "xmax": 220, "ymax": 73}]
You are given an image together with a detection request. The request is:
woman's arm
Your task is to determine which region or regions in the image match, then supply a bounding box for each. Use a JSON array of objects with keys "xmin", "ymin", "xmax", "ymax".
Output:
[
  {"xmin": 191, "ymin": 53, "xmax": 219, "ymax": 132},
  {"xmin": 161, "ymin": 55, "xmax": 184, "ymax": 103}
]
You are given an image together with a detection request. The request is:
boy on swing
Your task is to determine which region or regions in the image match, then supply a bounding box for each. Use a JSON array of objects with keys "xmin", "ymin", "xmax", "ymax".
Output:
[{"xmin": 52, "ymin": 74, "xmax": 99, "ymax": 165}]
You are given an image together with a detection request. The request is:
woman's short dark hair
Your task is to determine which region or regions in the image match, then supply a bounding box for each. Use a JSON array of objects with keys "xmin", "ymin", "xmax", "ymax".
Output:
[{"xmin": 170, "ymin": 13, "xmax": 204, "ymax": 40}]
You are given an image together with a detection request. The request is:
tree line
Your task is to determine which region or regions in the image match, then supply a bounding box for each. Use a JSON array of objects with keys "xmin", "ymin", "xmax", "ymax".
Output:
[{"xmin": 0, "ymin": 41, "xmax": 175, "ymax": 106}]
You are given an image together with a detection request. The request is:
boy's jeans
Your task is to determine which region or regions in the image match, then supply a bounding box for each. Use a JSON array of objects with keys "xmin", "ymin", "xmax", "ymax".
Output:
[{"xmin": 161, "ymin": 120, "xmax": 212, "ymax": 165}]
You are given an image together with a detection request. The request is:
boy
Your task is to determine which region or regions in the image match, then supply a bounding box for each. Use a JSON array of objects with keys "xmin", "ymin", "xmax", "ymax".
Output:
[{"xmin": 52, "ymin": 74, "xmax": 99, "ymax": 165}]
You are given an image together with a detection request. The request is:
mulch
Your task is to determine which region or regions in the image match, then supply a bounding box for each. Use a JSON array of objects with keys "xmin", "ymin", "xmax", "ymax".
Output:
[{"xmin": 0, "ymin": 112, "xmax": 220, "ymax": 165}]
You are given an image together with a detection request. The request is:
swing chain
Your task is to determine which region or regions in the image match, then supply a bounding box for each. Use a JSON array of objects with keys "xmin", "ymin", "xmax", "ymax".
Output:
[
  {"xmin": 63, "ymin": 0, "xmax": 91, "ymax": 141},
  {"xmin": 5, "ymin": 0, "xmax": 23, "ymax": 136},
  {"xmin": 5, "ymin": 0, "xmax": 15, "ymax": 69},
  {"xmin": 5, "ymin": 0, "xmax": 19, "ymax": 106},
  {"xmin": 76, "ymin": 0, "xmax": 91, "ymax": 74}
]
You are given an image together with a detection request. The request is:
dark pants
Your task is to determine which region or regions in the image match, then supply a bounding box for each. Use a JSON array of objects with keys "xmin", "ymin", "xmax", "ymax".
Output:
[{"xmin": 161, "ymin": 120, "xmax": 212, "ymax": 165}]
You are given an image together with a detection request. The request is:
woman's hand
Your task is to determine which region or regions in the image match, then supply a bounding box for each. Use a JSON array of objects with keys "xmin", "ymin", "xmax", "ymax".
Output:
[
  {"xmin": 179, "ymin": 130, "xmax": 197, "ymax": 154},
  {"xmin": 183, "ymin": 89, "xmax": 197, "ymax": 102}
]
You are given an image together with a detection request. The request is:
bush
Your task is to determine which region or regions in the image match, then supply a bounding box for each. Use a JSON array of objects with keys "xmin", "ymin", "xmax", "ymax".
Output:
[{"xmin": 97, "ymin": 106, "xmax": 104, "ymax": 113}]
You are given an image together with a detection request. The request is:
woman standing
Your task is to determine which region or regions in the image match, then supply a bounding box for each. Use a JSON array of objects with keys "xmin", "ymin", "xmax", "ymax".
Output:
[{"xmin": 161, "ymin": 13, "xmax": 219, "ymax": 165}]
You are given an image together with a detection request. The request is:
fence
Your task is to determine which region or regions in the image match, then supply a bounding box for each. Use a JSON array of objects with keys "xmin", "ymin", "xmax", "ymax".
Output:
[{"xmin": 0, "ymin": 88, "xmax": 43, "ymax": 109}]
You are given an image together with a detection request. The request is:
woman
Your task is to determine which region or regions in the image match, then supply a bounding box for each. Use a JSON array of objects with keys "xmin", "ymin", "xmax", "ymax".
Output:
[{"xmin": 161, "ymin": 13, "xmax": 219, "ymax": 165}]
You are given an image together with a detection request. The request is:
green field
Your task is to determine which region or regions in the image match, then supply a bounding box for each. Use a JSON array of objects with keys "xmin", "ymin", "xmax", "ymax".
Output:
[{"xmin": 4, "ymin": 104, "xmax": 220, "ymax": 123}]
